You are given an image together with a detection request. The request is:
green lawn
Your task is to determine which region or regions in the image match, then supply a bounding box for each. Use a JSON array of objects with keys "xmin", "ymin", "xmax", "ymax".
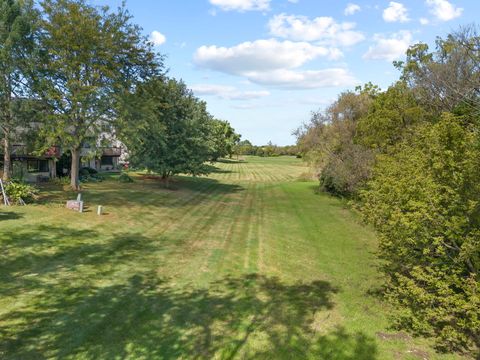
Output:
[{"xmin": 0, "ymin": 156, "xmax": 464, "ymax": 359}]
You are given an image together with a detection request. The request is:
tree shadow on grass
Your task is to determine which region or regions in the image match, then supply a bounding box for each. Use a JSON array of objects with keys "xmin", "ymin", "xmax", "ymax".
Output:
[
  {"xmin": 46, "ymin": 176, "xmax": 246, "ymax": 209},
  {"xmin": 35, "ymin": 173, "xmax": 245, "ymax": 208},
  {"xmin": 0, "ymin": 224, "xmax": 378, "ymax": 359},
  {"xmin": 0, "ymin": 226, "xmax": 162, "ymax": 297},
  {"xmin": 0, "ymin": 211, "xmax": 23, "ymax": 221},
  {"xmin": 215, "ymin": 158, "xmax": 243, "ymax": 164},
  {"xmin": 203, "ymin": 163, "xmax": 234, "ymax": 174},
  {"xmin": 0, "ymin": 270, "xmax": 378, "ymax": 359}
]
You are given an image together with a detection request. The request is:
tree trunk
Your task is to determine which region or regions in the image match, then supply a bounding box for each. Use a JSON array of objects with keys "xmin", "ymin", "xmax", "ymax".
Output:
[
  {"xmin": 70, "ymin": 147, "xmax": 81, "ymax": 191},
  {"xmin": 2, "ymin": 134, "xmax": 12, "ymax": 181},
  {"xmin": 49, "ymin": 159, "xmax": 57, "ymax": 178},
  {"xmin": 161, "ymin": 172, "xmax": 170, "ymax": 188}
]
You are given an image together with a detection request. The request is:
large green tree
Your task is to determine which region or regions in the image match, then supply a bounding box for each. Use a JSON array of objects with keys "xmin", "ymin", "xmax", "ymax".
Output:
[
  {"xmin": 37, "ymin": 0, "xmax": 158, "ymax": 190},
  {"xmin": 207, "ymin": 119, "xmax": 240, "ymax": 161},
  {"xmin": 234, "ymin": 139, "xmax": 254, "ymax": 156},
  {"xmin": 356, "ymin": 81, "xmax": 428, "ymax": 152},
  {"xmin": 118, "ymin": 77, "xmax": 216, "ymax": 179},
  {"xmin": 0, "ymin": 0, "xmax": 38, "ymax": 181}
]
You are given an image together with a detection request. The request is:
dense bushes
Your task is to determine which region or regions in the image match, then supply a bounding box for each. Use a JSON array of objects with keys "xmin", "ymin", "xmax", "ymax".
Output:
[
  {"xmin": 297, "ymin": 27, "xmax": 480, "ymax": 355},
  {"xmin": 320, "ymin": 143, "xmax": 374, "ymax": 196},
  {"xmin": 361, "ymin": 115, "xmax": 480, "ymax": 352},
  {"xmin": 79, "ymin": 173, "xmax": 104, "ymax": 183},
  {"xmin": 4, "ymin": 181, "xmax": 38, "ymax": 204},
  {"xmin": 80, "ymin": 167, "xmax": 98, "ymax": 175},
  {"xmin": 295, "ymin": 85, "xmax": 376, "ymax": 197}
]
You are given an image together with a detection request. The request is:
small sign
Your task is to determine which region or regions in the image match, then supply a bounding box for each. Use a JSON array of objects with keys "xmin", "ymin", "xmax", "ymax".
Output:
[{"xmin": 66, "ymin": 200, "xmax": 83, "ymax": 212}]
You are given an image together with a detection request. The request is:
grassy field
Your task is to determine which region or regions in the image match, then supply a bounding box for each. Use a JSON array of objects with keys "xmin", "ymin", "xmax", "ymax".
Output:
[{"xmin": 0, "ymin": 156, "xmax": 464, "ymax": 359}]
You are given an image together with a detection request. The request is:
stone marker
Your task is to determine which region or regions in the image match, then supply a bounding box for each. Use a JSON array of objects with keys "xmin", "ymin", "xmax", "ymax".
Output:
[
  {"xmin": 97, "ymin": 205, "xmax": 103, "ymax": 215},
  {"xmin": 76, "ymin": 193, "xmax": 82, "ymax": 202}
]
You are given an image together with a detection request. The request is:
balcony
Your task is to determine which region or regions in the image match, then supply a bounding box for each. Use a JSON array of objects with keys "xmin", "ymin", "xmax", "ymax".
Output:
[
  {"xmin": 101, "ymin": 147, "xmax": 122, "ymax": 157},
  {"xmin": 11, "ymin": 144, "xmax": 61, "ymax": 158}
]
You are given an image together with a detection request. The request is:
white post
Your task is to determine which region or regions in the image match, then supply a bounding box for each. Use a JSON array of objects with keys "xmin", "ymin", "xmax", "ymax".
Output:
[{"xmin": 97, "ymin": 205, "xmax": 103, "ymax": 215}]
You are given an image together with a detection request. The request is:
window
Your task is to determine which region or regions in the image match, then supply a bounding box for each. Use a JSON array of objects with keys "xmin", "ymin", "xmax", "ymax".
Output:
[
  {"xmin": 101, "ymin": 156, "xmax": 113, "ymax": 166},
  {"xmin": 27, "ymin": 159, "xmax": 49, "ymax": 173}
]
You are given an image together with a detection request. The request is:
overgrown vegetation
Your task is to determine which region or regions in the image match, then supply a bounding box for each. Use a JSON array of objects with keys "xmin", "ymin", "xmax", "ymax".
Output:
[
  {"xmin": 296, "ymin": 27, "xmax": 480, "ymax": 355},
  {"xmin": 3, "ymin": 181, "xmax": 38, "ymax": 204}
]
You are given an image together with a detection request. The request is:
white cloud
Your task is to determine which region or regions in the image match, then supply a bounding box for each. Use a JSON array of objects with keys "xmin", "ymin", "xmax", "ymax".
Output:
[
  {"xmin": 209, "ymin": 0, "xmax": 270, "ymax": 12},
  {"xmin": 190, "ymin": 84, "xmax": 270, "ymax": 100},
  {"xmin": 194, "ymin": 39, "xmax": 342, "ymax": 75},
  {"xmin": 344, "ymin": 3, "xmax": 361, "ymax": 16},
  {"xmin": 150, "ymin": 31, "xmax": 166, "ymax": 46},
  {"xmin": 363, "ymin": 31, "xmax": 413, "ymax": 61},
  {"xmin": 268, "ymin": 14, "xmax": 364, "ymax": 46},
  {"xmin": 194, "ymin": 39, "xmax": 357, "ymax": 89},
  {"xmin": 383, "ymin": 2, "xmax": 409, "ymax": 23},
  {"xmin": 287, "ymin": 0, "xmax": 299, "ymax": 3},
  {"xmin": 426, "ymin": 0, "xmax": 462, "ymax": 21},
  {"xmin": 419, "ymin": 17, "xmax": 430, "ymax": 25},
  {"xmin": 243, "ymin": 68, "xmax": 358, "ymax": 89}
]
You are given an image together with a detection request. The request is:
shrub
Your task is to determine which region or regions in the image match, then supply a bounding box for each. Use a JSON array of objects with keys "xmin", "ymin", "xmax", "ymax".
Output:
[
  {"xmin": 81, "ymin": 167, "xmax": 98, "ymax": 174},
  {"xmin": 118, "ymin": 173, "xmax": 134, "ymax": 183},
  {"xmin": 79, "ymin": 168, "xmax": 90, "ymax": 176},
  {"xmin": 79, "ymin": 174, "xmax": 104, "ymax": 183},
  {"xmin": 360, "ymin": 114, "xmax": 480, "ymax": 354},
  {"xmin": 4, "ymin": 182, "xmax": 39, "ymax": 204},
  {"xmin": 50, "ymin": 176, "xmax": 70, "ymax": 185},
  {"xmin": 319, "ymin": 143, "xmax": 375, "ymax": 197}
]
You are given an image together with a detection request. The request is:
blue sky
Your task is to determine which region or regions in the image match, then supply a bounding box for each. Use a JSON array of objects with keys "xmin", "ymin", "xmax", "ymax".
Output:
[{"xmin": 92, "ymin": 0, "xmax": 478, "ymax": 145}]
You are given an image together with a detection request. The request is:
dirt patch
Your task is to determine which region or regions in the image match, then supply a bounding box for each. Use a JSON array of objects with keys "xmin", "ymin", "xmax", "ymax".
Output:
[
  {"xmin": 392, "ymin": 348, "xmax": 430, "ymax": 360},
  {"xmin": 376, "ymin": 331, "xmax": 412, "ymax": 341},
  {"xmin": 406, "ymin": 348, "xmax": 430, "ymax": 360}
]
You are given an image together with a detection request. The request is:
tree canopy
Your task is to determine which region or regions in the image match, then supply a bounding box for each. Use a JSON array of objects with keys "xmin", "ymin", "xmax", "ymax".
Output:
[
  {"xmin": 36, "ymin": 0, "xmax": 159, "ymax": 189},
  {"xmin": 118, "ymin": 77, "xmax": 240, "ymax": 178}
]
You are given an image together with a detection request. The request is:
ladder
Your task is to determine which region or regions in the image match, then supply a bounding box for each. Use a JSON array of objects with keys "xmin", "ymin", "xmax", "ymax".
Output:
[{"xmin": 0, "ymin": 179, "xmax": 10, "ymax": 206}]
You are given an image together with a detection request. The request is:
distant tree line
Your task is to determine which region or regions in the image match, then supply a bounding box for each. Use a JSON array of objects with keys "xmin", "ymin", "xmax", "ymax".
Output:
[
  {"xmin": 235, "ymin": 140, "xmax": 299, "ymax": 157},
  {"xmin": 296, "ymin": 26, "xmax": 480, "ymax": 355},
  {"xmin": 0, "ymin": 0, "xmax": 240, "ymax": 190}
]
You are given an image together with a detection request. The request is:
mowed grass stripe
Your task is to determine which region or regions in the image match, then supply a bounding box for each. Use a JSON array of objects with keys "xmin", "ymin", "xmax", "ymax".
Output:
[{"xmin": 154, "ymin": 185, "xmax": 241, "ymax": 280}]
